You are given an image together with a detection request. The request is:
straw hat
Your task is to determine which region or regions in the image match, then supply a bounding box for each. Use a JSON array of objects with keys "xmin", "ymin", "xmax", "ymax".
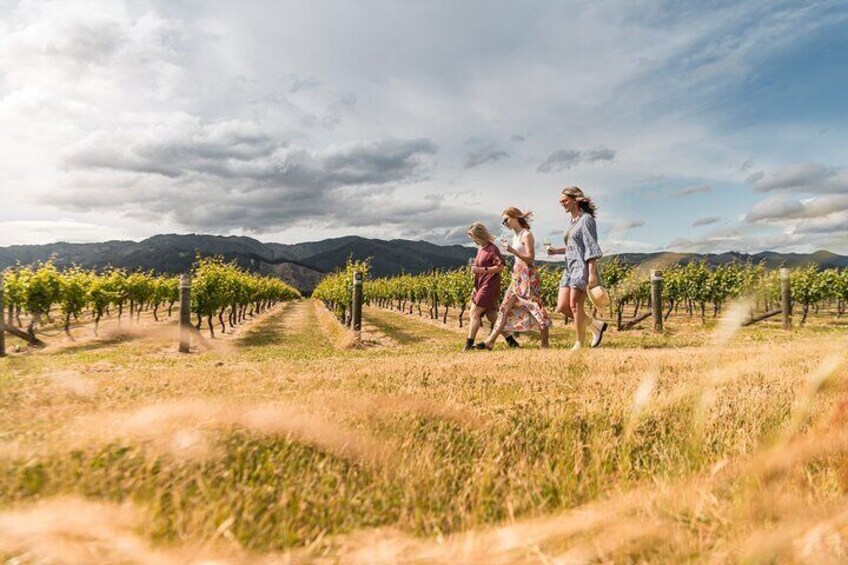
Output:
[{"xmin": 588, "ymin": 285, "xmax": 610, "ymax": 309}]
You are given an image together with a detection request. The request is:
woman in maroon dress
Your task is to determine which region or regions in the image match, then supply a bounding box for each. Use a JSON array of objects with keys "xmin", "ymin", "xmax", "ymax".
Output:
[{"xmin": 465, "ymin": 222, "xmax": 519, "ymax": 351}]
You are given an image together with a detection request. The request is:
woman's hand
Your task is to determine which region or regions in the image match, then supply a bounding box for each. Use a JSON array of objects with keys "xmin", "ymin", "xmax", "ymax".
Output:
[{"xmin": 504, "ymin": 244, "xmax": 515, "ymax": 255}]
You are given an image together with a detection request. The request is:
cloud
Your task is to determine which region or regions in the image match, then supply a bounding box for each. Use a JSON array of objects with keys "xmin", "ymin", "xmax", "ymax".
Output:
[
  {"xmin": 536, "ymin": 147, "xmax": 615, "ymax": 173},
  {"xmin": 745, "ymin": 194, "xmax": 848, "ymax": 223},
  {"xmin": 288, "ymin": 74, "xmax": 322, "ymax": 93},
  {"xmin": 793, "ymin": 211, "xmax": 848, "ymax": 235},
  {"xmin": 692, "ymin": 216, "xmax": 721, "ymax": 227},
  {"xmin": 678, "ymin": 184, "xmax": 711, "ymax": 196},
  {"xmin": 638, "ymin": 175, "xmax": 666, "ymax": 184},
  {"xmin": 603, "ymin": 238, "xmax": 658, "ymax": 253},
  {"xmin": 583, "ymin": 147, "xmax": 616, "ymax": 163},
  {"xmin": 606, "ymin": 218, "xmax": 647, "ymax": 243},
  {"xmin": 754, "ymin": 163, "xmax": 848, "ymax": 193},
  {"xmin": 63, "ymin": 115, "xmax": 438, "ymax": 188},
  {"xmin": 0, "ymin": 1, "xmax": 187, "ymax": 121},
  {"xmin": 464, "ymin": 143, "xmax": 509, "ymax": 169},
  {"xmin": 745, "ymin": 171, "xmax": 765, "ymax": 184},
  {"xmin": 537, "ymin": 149, "xmax": 581, "ymax": 173},
  {"xmin": 0, "ymin": 219, "xmax": 115, "ymax": 245},
  {"xmin": 49, "ymin": 111, "xmax": 454, "ymax": 234},
  {"xmin": 667, "ymin": 229, "xmax": 848, "ymax": 255}
]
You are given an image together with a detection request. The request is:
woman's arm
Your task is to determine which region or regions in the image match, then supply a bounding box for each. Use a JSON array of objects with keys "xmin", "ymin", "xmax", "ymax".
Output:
[
  {"xmin": 547, "ymin": 246, "xmax": 566, "ymax": 255},
  {"xmin": 473, "ymin": 264, "xmax": 504, "ymax": 274},
  {"xmin": 587, "ymin": 258, "xmax": 599, "ymax": 288}
]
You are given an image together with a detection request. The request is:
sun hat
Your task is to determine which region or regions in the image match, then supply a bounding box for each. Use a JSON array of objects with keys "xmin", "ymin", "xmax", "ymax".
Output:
[{"xmin": 588, "ymin": 285, "xmax": 610, "ymax": 310}]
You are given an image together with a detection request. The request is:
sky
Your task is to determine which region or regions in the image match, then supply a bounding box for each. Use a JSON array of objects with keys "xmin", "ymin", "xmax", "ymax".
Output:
[{"xmin": 1, "ymin": 0, "xmax": 847, "ymax": 254}]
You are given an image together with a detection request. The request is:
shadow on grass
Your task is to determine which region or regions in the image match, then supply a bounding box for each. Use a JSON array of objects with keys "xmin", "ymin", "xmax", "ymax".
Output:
[
  {"xmin": 237, "ymin": 314, "xmax": 286, "ymax": 348},
  {"xmin": 53, "ymin": 334, "xmax": 136, "ymax": 356},
  {"xmin": 363, "ymin": 315, "xmax": 419, "ymax": 346}
]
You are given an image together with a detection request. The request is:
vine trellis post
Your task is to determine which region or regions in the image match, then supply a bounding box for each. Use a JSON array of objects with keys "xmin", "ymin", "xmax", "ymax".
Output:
[
  {"xmin": 650, "ymin": 269, "xmax": 663, "ymax": 333},
  {"xmin": 352, "ymin": 271, "xmax": 363, "ymax": 344},
  {"xmin": 780, "ymin": 268, "xmax": 792, "ymax": 330},
  {"xmin": 0, "ymin": 275, "xmax": 6, "ymax": 357},
  {"xmin": 179, "ymin": 274, "xmax": 192, "ymax": 353}
]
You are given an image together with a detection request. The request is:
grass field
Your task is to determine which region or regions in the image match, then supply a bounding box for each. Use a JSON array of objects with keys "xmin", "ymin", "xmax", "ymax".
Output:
[{"xmin": 1, "ymin": 299, "xmax": 847, "ymax": 563}]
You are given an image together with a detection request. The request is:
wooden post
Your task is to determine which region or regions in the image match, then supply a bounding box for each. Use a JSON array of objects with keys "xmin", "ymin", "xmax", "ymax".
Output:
[
  {"xmin": 780, "ymin": 268, "xmax": 791, "ymax": 330},
  {"xmin": 651, "ymin": 269, "xmax": 663, "ymax": 333},
  {"xmin": 352, "ymin": 271, "xmax": 363, "ymax": 343},
  {"xmin": 0, "ymin": 275, "xmax": 6, "ymax": 357},
  {"xmin": 179, "ymin": 274, "xmax": 192, "ymax": 353}
]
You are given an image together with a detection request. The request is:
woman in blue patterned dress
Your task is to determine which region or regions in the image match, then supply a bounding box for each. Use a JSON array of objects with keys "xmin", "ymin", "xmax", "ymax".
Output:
[{"xmin": 546, "ymin": 186, "xmax": 608, "ymax": 350}]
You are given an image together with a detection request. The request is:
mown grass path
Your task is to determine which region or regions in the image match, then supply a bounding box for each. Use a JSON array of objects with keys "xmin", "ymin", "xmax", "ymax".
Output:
[
  {"xmin": 237, "ymin": 300, "xmax": 334, "ymax": 360},
  {"xmin": 362, "ymin": 305, "xmax": 460, "ymax": 352}
]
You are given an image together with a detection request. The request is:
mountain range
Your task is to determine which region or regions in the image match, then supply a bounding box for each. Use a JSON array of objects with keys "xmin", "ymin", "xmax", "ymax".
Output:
[{"xmin": 1, "ymin": 234, "xmax": 846, "ymax": 292}]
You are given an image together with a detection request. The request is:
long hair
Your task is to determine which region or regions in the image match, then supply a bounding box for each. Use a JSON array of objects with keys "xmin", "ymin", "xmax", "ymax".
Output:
[
  {"xmin": 467, "ymin": 222, "xmax": 495, "ymax": 246},
  {"xmin": 502, "ymin": 207, "xmax": 533, "ymax": 230},
  {"xmin": 561, "ymin": 186, "xmax": 598, "ymax": 217}
]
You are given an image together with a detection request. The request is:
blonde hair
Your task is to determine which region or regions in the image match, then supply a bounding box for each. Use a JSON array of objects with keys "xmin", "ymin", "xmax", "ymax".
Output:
[
  {"xmin": 561, "ymin": 186, "xmax": 598, "ymax": 217},
  {"xmin": 502, "ymin": 207, "xmax": 533, "ymax": 229},
  {"xmin": 467, "ymin": 222, "xmax": 495, "ymax": 246}
]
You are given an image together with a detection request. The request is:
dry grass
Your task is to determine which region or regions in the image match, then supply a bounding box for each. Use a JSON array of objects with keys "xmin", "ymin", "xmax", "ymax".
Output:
[{"xmin": 1, "ymin": 299, "xmax": 848, "ymax": 563}]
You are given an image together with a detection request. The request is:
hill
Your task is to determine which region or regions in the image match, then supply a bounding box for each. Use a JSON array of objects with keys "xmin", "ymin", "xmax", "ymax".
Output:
[
  {"xmin": 0, "ymin": 234, "xmax": 479, "ymax": 292},
  {"xmin": 604, "ymin": 249, "xmax": 848, "ymax": 270},
  {"xmin": 1, "ymin": 234, "xmax": 846, "ymax": 292}
]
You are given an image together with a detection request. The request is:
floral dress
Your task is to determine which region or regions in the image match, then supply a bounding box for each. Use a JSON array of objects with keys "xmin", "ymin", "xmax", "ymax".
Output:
[{"xmin": 497, "ymin": 229, "xmax": 553, "ymax": 333}]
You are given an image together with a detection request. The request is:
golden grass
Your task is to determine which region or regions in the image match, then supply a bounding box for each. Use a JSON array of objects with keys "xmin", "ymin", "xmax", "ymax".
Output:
[{"xmin": 1, "ymin": 299, "xmax": 848, "ymax": 562}]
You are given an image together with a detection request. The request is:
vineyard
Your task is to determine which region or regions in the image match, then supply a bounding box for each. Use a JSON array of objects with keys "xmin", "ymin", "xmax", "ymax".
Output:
[
  {"xmin": 0, "ymin": 256, "xmax": 300, "ymax": 350},
  {"xmin": 314, "ymin": 258, "xmax": 848, "ymax": 330}
]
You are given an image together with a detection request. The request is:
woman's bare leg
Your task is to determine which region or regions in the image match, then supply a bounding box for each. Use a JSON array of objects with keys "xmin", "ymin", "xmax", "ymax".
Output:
[
  {"xmin": 556, "ymin": 287, "xmax": 573, "ymax": 319},
  {"xmin": 483, "ymin": 295, "xmax": 517, "ymax": 348},
  {"xmin": 569, "ymin": 288, "xmax": 589, "ymax": 347},
  {"xmin": 467, "ymin": 305, "xmax": 487, "ymax": 341},
  {"xmin": 540, "ymin": 326, "xmax": 549, "ymax": 348}
]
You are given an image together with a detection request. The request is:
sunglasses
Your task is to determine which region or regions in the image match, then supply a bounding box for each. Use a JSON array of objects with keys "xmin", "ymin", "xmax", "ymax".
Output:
[{"xmin": 501, "ymin": 217, "xmax": 510, "ymax": 226}]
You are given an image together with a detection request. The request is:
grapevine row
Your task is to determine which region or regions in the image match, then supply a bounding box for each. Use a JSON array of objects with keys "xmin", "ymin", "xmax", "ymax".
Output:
[
  {"xmin": 314, "ymin": 259, "xmax": 848, "ymax": 329},
  {"xmin": 1, "ymin": 256, "xmax": 301, "ymax": 343}
]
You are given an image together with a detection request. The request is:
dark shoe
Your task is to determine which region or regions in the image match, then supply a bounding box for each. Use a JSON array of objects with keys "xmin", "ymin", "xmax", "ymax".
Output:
[
  {"xmin": 505, "ymin": 335, "xmax": 520, "ymax": 348},
  {"xmin": 590, "ymin": 321, "xmax": 608, "ymax": 348},
  {"xmin": 463, "ymin": 338, "xmax": 474, "ymax": 351},
  {"xmin": 474, "ymin": 342, "xmax": 493, "ymax": 351}
]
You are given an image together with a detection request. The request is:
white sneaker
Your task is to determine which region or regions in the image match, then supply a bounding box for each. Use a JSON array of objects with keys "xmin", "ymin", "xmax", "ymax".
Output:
[
  {"xmin": 570, "ymin": 341, "xmax": 582, "ymax": 351},
  {"xmin": 590, "ymin": 320, "xmax": 608, "ymax": 348}
]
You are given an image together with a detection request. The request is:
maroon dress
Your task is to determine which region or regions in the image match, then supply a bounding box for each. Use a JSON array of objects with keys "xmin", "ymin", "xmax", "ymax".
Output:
[{"xmin": 472, "ymin": 243, "xmax": 503, "ymax": 311}]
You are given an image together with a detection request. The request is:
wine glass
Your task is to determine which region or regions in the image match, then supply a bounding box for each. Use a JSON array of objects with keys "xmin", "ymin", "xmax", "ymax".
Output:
[
  {"xmin": 542, "ymin": 239, "xmax": 552, "ymax": 256},
  {"xmin": 499, "ymin": 231, "xmax": 511, "ymax": 251},
  {"xmin": 467, "ymin": 257, "xmax": 476, "ymax": 269}
]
